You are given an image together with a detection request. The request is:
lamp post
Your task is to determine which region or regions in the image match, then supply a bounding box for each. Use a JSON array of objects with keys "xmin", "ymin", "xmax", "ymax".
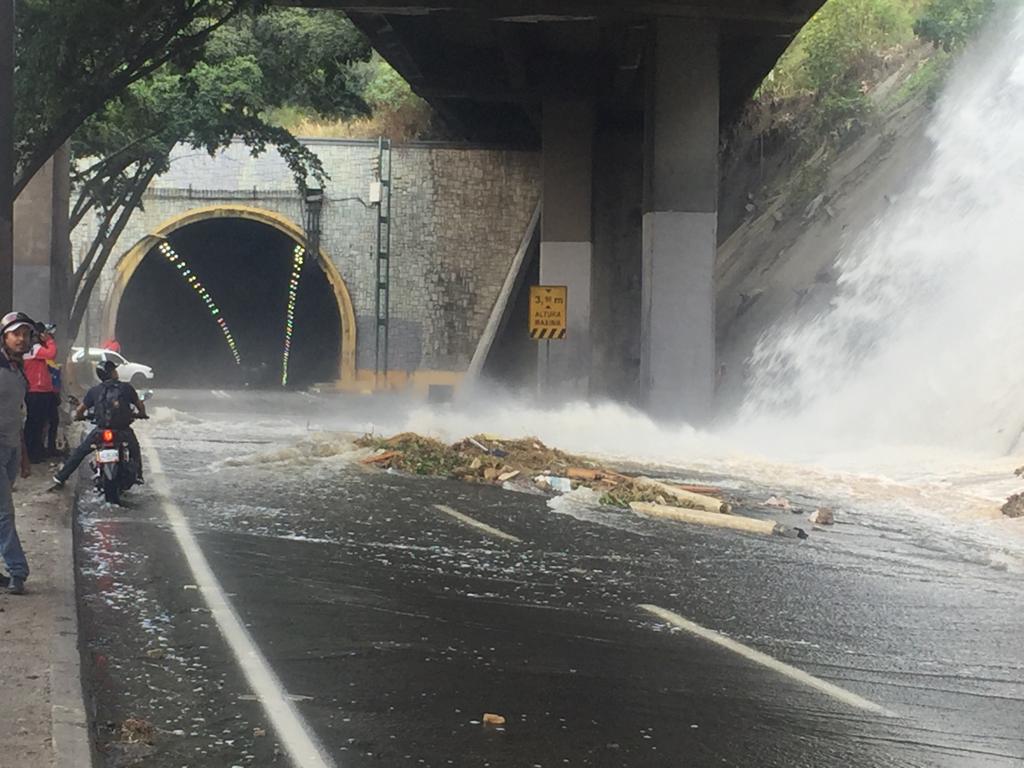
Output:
[
  {"xmin": 303, "ymin": 187, "xmax": 324, "ymax": 258},
  {"xmin": 0, "ymin": 0, "xmax": 14, "ymax": 311}
]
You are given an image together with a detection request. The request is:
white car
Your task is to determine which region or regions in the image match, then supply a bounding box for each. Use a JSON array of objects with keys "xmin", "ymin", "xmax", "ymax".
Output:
[{"xmin": 71, "ymin": 347, "xmax": 155, "ymax": 388}]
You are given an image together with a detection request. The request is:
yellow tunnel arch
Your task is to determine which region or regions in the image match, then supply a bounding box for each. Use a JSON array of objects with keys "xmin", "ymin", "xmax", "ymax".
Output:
[{"xmin": 102, "ymin": 204, "xmax": 356, "ymax": 386}]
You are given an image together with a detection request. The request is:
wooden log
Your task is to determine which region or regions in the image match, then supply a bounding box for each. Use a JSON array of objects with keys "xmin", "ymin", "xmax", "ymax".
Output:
[
  {"xmin": 636, "ymin": 477, "xmax": 731, "ymax": 514},
  {"xmin": 361, "ymin": 450, "xmax": 399, "ymax": 465},
  {"xmin": 631, "ymin": 502, "xmax": 778, "ymax": 536}
]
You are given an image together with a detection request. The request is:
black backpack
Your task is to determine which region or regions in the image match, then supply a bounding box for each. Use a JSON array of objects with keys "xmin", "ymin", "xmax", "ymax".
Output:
[{"xmin": 93, "ymin": 381, "xmax": 133, "ymax": 429}]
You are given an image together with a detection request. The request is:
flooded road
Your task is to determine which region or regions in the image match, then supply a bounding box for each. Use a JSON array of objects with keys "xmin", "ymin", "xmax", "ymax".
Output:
[{"xmin": 75, "ymin": 390, "xmax": 1024, "ymax": 767}]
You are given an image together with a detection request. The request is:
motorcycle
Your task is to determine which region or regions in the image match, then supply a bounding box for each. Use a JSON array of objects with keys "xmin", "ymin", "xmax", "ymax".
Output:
[{"xmin": 83, "ymin": 391, "xmax": 152, "ymax": 505}]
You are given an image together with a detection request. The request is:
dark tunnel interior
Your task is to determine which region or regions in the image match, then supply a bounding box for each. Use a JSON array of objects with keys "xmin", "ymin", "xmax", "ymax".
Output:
[{"xmin": 116, "ymin": 218, "xmax": 342, "ymax": 390}]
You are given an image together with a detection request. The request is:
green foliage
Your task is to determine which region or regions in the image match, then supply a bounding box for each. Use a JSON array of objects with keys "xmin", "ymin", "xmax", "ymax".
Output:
[
  {"xmin": 914, "ymin": 0, "xmax": 995, "ymax": 51},
  {"xmin": 355, "ymin": 53, "xmax": 419, "ymax": 111},
  {"xmin": 744, "ymin": 0, "xmax": 997, "ymax": 216},
  {"xmin": 207, "ymin": 9, "xmax": 372, "ymax": 119},
  {"xmin": 892, "ymin": 52, "xmax": 954, "ymax": 105},
  {"xmin": 354, "ymin": 434, "xmax": 468, "ymax": 477},
  {"xmin": 62, "ymin": 5, "xmax": 375, "ymax": 347},
  {"xmin": 73, "ymin": 6, "xmax": 375, "ymax": 209},
  {"xmin": 270, "ymin": 51, "xmax": 435, "ymax": 141},
  {"xmin": 13, "ymin": 0, "xmax": 269, "ymax": 193},
  {"xmin": 764, "ymin": 0, "xmax": 916, "ymax": 140},
  {"xmin": 800, "ymin": 0, "xmax": 914, "ymax": 94}
]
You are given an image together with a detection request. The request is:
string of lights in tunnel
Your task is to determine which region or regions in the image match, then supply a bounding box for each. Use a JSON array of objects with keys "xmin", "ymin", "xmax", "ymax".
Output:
[
  {"xmin": 281, "ymin": 243, "xmax": 305, "ymax": 386},
  {"xmin": 157, "ymin": 240, "xmax": 242, "ymax": 365}
]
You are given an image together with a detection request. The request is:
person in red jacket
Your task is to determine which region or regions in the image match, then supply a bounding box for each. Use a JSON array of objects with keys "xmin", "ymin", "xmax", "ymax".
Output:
[
  {"xmin": 42, "ymin": 324, "xmax": 61, "ymax": 457},
  {"xmin": 23, "ymin": 323, "xmax": 56, "ymax": 464}
]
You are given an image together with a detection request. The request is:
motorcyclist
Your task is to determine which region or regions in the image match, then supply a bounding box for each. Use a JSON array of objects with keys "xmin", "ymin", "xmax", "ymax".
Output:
[{"xmin": 50, "ymin": 360, "xmax": 147, "ymax": 489}]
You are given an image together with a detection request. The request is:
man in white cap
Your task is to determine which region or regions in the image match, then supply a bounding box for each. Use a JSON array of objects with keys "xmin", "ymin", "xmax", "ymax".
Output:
[{"xmin": 0, "ymin": 311, "xmax": 34, "ymax": 595}]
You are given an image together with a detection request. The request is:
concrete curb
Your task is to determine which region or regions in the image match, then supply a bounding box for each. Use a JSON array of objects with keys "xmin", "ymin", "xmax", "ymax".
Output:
[
  {"xmin": 631, "ymin": 501, "xmax": 780, "ymax": 536},
  {"xmin": 49, "ymin": 484, "xmax": 93, "ymax": 768}
]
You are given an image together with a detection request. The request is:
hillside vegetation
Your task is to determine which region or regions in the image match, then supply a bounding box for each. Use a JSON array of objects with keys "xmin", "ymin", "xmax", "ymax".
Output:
[
  {"xmin": 714, "ymin": 0, "xmax": 1000, "ymax": 410},
  {"xmin": 267, "ymin": 51, "xmax": 437, "ymax": 142},
  {"xmin": 723, "ymin": 0, "xmax": 995, "ymax": 229}
]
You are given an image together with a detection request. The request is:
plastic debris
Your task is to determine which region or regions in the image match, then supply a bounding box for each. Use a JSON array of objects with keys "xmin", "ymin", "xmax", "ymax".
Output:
[{"xmin": 546, "ymin": 476, "xmax": 573, "ymax": 493}]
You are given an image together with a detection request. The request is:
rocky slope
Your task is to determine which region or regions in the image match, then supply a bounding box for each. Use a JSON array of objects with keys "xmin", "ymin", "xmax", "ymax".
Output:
[{"xmin": 714, "ymin": 47, "xmax": 942, "ymax": 414}]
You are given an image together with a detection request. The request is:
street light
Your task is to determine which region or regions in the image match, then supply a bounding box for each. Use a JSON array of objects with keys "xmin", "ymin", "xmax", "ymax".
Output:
[{"xmin": 303, "ymin": 187, "xmax": 324, "ymax": 257}]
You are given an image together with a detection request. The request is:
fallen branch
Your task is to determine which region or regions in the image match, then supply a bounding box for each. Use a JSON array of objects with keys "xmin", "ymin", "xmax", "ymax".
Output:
[
  {"xmin": 631, "ymin": 502, "xmax": 779, "ymax": 536},
  {"xmin": 635, "ymin": 477, "xmax": 732, "ymax": 514}
]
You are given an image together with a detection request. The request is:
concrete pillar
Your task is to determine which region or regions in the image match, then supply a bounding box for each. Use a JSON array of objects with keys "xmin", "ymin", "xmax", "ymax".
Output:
[
  {"xmin": 642, "ymin": 18, "xmax": 719, "ymax": 422},
  {"xmin": 539, "ymin": 97, "xmax": 594, "ymax": 398},
  {"xmin": 13, "ymin": 156, "xmax": 54, "ymax": 319},
  {"xmin": 590, "ymin": 114, "xmax": 644, "ymax": 404}
]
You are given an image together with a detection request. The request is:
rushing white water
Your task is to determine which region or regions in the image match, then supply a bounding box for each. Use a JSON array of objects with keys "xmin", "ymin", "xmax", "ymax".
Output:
[{"xmin": 740, "ymin": 8, "xmax": 1024, "ymax": 458}]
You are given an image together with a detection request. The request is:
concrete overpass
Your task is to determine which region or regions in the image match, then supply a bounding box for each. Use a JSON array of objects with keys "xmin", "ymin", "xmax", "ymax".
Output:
[{"xmin": 296, "ymin": 0, "xmax": 825, "ymax": 420}]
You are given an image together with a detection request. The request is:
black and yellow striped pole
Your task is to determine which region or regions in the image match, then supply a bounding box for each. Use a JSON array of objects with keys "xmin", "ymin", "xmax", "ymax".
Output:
[{"xmin": 529, "ymin": 326, "xmax": 567, "ymax": 341}]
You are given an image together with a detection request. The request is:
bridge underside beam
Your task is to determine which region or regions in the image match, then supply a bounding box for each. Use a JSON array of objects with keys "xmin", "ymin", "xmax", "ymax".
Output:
[
  {"xmin": 292, "ymin": 1, "xmax": 821, "ymax": 26},
  {"xmin": 319, "ymin": 0, "xmax": 821, "ymax": 146}
]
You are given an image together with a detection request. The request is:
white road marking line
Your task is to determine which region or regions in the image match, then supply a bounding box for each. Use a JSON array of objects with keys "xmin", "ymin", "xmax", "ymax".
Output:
[
  {"xmin": 639, "ymin": 604, "xmax": 895, "ymax": 717},
  {"xmin": 433, "ymin": 504, "xmax": 522, "ymax": 543},
  {"xmin": 143, "ymin": 437, "xmax": 336, "ymax": 768}
]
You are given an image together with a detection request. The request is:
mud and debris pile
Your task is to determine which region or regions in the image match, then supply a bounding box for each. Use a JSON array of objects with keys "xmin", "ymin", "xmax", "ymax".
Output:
[
  {"xmin": 119, "ymin": 717, "xmax": 156, "ymax": 745},
  {"xmin": 1001, "ymin": 491, "xmax": 1024, "ymax": 519},
  {"xmin": 356, "ymin": 431, "xmax": 729, "ymax": 513},
  {"xmin": 356, "ymin": 432, "xmax": 467, "ymax": 476},
  {"xmin": 1001, "ymin": 467, "xmax": 1024, "ymax": 518},
  {"xmin": 356, "ymin": 432, "xmax": 596, "ymax": 488}
]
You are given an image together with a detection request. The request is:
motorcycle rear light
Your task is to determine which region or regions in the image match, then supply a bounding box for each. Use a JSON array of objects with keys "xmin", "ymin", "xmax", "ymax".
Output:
[{"xmin": 102, "ymin": 430, "xmax": 115, "ymax": 443}]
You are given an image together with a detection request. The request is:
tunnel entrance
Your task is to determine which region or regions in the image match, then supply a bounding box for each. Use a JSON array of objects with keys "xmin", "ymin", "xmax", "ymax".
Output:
[{"xmin": 115, "ymin": 217, "xmax": 342, "ymax": 390}]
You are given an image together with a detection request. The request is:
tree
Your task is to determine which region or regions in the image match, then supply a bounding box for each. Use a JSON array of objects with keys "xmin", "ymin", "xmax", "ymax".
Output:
[
  {"xmin": 59, "ymin": 8, "xmax": 373, "ymax": 348},
  {"xmin": 914, "ymin": 0, "xmax": 994, "ymax": 52},
  {"xmin": 212, "ymin": 8, "xmax": 372, "ymax": 118},
  {"xmin": 13, "ymin": 0, "xmax": 268, "ymax": 198}
]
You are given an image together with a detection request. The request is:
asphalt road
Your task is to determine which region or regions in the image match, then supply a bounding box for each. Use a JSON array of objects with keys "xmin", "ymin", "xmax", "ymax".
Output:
[{"xmin": 74, "ymin": 390, "xmax": 1024, "ymax": 767}]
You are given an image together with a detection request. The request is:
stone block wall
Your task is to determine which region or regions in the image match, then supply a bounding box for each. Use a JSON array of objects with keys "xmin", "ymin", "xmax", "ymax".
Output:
[{"xmin": 73, "ymin": 139, "xmax": 540, "ymax": 378}]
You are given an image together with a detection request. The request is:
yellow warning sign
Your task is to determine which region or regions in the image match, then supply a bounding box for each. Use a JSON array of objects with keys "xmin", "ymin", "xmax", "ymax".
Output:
[{"xmin": 529, "ymin": 285, "xmax": 567, "ymax": 340}]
